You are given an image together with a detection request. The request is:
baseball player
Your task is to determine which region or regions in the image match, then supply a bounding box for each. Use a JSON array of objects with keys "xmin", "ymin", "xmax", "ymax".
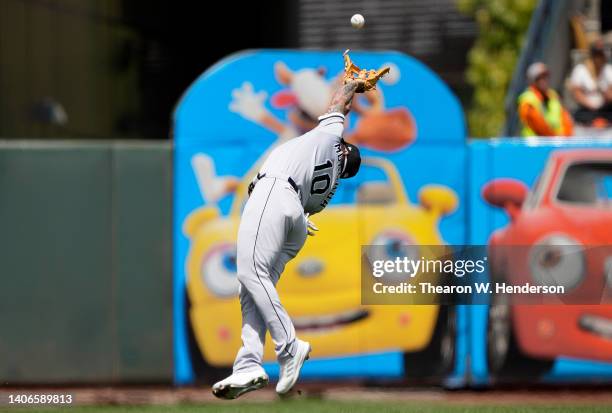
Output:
[{"xmin": 211, "ymin": 77, "xmax": 367, "ymax": 400}]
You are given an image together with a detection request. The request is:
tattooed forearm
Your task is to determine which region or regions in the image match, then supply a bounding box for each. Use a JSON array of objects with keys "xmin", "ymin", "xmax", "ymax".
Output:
[{"xmin": 326, "ymin": 81, "xmax": 359, "ymax": 115}]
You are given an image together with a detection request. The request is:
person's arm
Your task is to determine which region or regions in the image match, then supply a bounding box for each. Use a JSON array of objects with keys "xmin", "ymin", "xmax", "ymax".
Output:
[
  {"xmin": 316, "ymin": 80, "xmax": 363, "ymax": 137},
  {"xmin": 569, "ymin": 65, "xmax": 598, "ymax": 110},
  {"xmin": 518, "ymin": 101, "xmax": 557, "ymax": 136},
  {"xmin": 571, "ymin": 86, "xmax": 598, "ymax": 110},
  {"xmin": 325, "ymin": 80, "xmax": 362, "ymax": 116}
]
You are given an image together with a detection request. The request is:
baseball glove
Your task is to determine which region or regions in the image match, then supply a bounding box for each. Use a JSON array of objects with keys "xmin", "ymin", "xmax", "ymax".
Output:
[{"xmin": 343, "ymin": 49, "xmax": 391, "ymax": 93}]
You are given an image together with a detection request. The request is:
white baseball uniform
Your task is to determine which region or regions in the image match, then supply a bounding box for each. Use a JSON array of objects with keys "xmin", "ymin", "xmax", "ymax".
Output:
[{"xmin": 232, "ymin": 112, "xmax": 345, "ymax": 373}]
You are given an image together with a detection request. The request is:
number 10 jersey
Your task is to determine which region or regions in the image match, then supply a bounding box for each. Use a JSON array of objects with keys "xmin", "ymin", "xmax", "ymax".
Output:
[{"xmin": 259, "ymin": 112, "xmax": 346, "ymax": 215}]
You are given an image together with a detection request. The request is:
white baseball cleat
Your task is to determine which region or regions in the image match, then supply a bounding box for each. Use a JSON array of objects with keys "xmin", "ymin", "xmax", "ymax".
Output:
[
  {"xmin": 275, "ymin": 339, "xmax": 311, "ymax": 394},
  {"xmin": 212, "ymin": 369, "xmax": 269, "ymax": 400}
]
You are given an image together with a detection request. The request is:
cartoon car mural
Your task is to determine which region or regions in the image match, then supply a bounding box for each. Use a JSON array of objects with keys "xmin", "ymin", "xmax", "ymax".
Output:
[
  {"xmin": 184, "ymin": 156, "xmax": 458, "ymax": 379},
  {"xmin": 482, "ymin": 149, "xmax": 612, "ymax": 379}
]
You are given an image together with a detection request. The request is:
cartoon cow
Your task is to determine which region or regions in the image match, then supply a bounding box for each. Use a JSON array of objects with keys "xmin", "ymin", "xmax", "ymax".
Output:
[{"xmin": 192, "ymin": 61, "xmax": 416, "ymax": 205}]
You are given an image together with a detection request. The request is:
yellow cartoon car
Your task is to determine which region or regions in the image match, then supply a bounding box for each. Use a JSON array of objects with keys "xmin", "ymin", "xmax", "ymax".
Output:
[{"xmin": 184, "ymin": 156, "xmax": 458, "ymax": 378}]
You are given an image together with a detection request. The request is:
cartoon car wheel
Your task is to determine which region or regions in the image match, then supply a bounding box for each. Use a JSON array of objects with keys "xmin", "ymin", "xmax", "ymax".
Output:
[
  {"xmin": 403, "ymin": 305, "xmax": 456, "ymax": 379},
  {"xmin": 486, "ymin": 281, "xmax": 553, "ymax": 381}
]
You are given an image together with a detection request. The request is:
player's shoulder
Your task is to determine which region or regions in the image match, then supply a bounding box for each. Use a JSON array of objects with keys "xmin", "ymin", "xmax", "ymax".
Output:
[{"xmin": 315, "ymin": 112, "xmax": 345, "ymax": 139}]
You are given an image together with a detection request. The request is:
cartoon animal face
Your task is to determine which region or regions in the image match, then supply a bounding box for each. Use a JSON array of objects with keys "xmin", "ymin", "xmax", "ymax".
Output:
[{"xmin": 271, "ymin": 62, "xmax": 333, "ymax": 132}]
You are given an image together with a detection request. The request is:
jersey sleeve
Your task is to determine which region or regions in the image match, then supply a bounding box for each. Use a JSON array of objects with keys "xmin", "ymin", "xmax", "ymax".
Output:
[{"xmin": 316, "ymin": 112, "xmax": 345, "ymax": 139}]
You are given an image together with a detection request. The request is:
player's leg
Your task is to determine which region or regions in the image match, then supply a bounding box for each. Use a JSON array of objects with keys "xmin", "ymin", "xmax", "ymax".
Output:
[
  {"xmin": 268, "ymin": 208, "xmax": 312, "ymax": 394},
  {"xmin": 235, "ymin": 177, "xmax": 306, "ymax": 360},
  {"xmin": 213, "ymin": 177, "xmax": 303, "ymax": 399},
  {"xmin": 237, "ymin": 177, "xmax": 312, "ymax": 394},
  {"xmin": 212, "ymin": 284, "xmax": 269, "ymax": 400},
  {"xmin": 232, "ymin": 284, "xmax": 267, "ymax": 373}
]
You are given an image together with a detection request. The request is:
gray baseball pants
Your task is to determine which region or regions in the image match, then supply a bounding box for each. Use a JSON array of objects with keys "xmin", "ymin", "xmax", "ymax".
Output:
[{"xmin": 232, "ymin": 176, "xmax": 307, "ymax": 374}]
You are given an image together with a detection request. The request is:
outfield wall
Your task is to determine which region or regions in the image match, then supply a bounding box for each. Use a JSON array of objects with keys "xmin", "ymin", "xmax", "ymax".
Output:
[
  {"xmin": 0, "ymin": 141, "xmax": 173, "ymax": 384},
  {"xmin": 1, "ymin": 137, "xmax": 612, "ymax": 386}
]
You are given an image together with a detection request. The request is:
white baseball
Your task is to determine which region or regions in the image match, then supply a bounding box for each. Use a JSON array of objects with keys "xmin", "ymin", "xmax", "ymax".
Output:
[{"xmin": 351, "ymin": 14, "xmax": 365, "ymax": 29}]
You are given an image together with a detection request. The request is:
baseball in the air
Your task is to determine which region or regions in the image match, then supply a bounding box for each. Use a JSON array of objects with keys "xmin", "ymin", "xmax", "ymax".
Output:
[{"xmin": 351, "ymin": 14, "xmax": 365, "ymax": 29}]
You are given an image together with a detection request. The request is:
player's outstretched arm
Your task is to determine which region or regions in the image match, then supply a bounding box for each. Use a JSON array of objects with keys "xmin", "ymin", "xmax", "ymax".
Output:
[{"xmin": 325, "ymin": 80, "xmax": 363, "ymax": 116}]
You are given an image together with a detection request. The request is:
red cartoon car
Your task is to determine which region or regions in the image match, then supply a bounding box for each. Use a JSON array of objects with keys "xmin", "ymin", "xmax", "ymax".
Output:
[{"xmin": 482, "ymin": 149, "xmax": 612, "ymax": 379}]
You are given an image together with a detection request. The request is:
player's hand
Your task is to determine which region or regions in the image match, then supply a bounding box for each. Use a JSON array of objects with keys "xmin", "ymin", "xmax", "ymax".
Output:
[
  {"xmin": 229, "ymin": 82, "xmax": 268, "ymax": 121},
  {"xmin": 305, "ymin": 213, "xmax": 319, "ymax": 236}
]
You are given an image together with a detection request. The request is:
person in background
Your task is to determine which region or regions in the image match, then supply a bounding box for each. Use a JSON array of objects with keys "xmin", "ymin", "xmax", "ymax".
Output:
[
  {"xmin": 518, "ymin": 62, "xmax": 574, "ymax": 137},
  {"xmin": 569, "ymin": 39, "xmax": 612, "ymax": 128}
]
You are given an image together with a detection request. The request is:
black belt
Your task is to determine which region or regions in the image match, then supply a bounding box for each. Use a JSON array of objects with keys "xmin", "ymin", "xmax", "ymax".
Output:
[
  {"xmin": 288, "ymin": 177, "xmax": 298, "ymax": 193},
  {"xmin": 248, "ymin": 172, "xmax": 298, "ymax": 196}
]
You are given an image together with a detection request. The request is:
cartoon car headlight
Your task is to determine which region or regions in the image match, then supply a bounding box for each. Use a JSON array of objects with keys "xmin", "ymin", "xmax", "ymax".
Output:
[
  {"xmin": 366, "ymin": 230, "xmax": 419, "ymax": 282},
  {"xmin": 529, "ymin": 234, "xmax": 585, "ymax": 291},
  {"xmin": 202, "ymin": 243, "xmax": 240, "ymax": 298}
]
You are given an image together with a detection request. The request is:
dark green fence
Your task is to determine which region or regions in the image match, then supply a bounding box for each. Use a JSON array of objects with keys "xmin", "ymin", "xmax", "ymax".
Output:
[{"xmin": 0, "ymin": 141, "xmax": 173, "ymax": 384}]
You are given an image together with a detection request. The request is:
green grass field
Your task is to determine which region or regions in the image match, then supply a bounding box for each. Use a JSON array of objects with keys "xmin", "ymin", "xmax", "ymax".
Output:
[{"xmin": 3, "ymin": 400, "xmax": 610, "ymax": 413}]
